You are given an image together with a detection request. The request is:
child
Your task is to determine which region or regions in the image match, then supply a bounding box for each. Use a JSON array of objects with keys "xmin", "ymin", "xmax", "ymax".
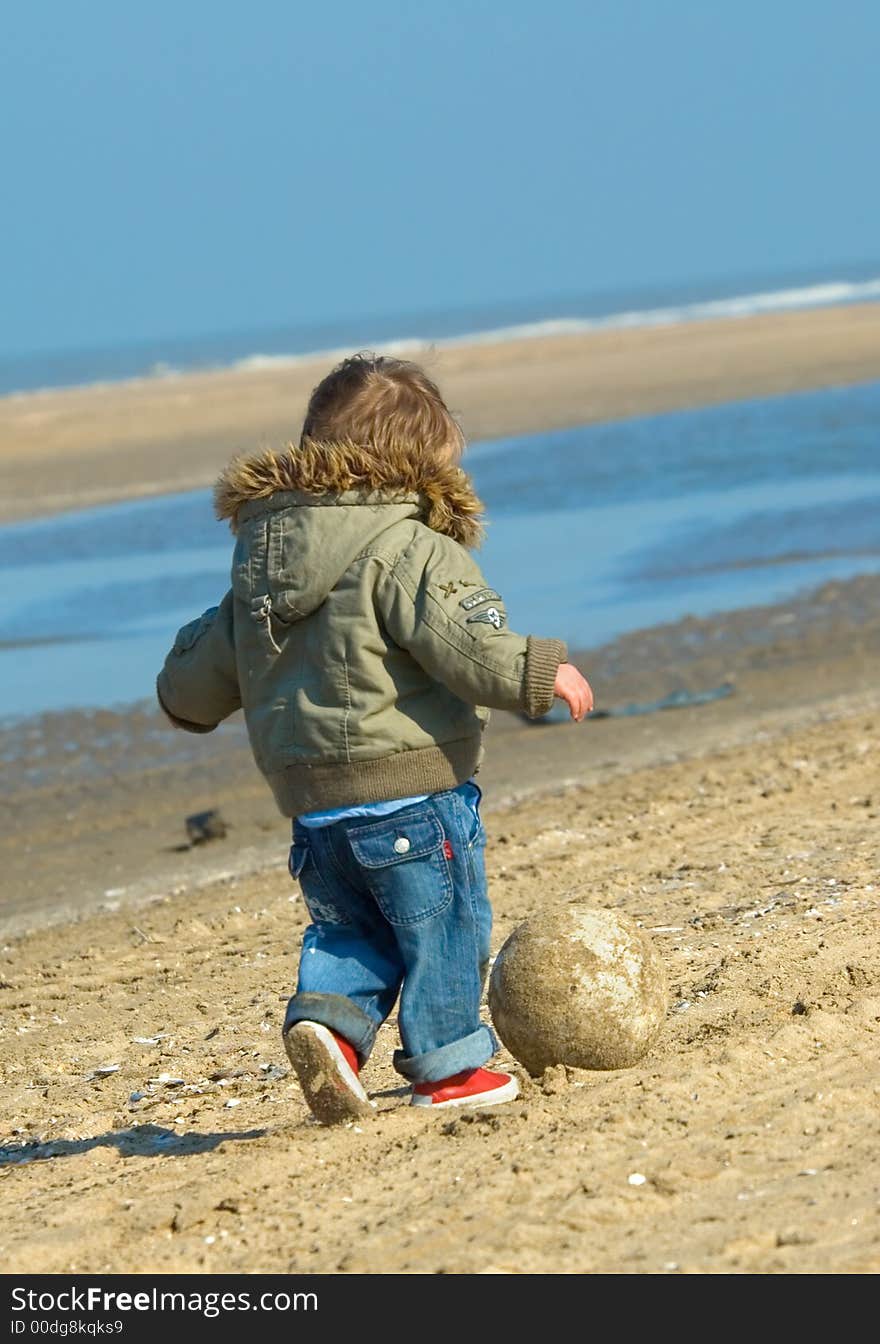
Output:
[{"xmin": 157, "ymin": 354, "xmax": 593, "ymax": 1124}]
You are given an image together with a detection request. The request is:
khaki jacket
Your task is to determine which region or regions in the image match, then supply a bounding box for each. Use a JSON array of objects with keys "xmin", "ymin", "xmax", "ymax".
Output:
[{"xmin": 157, "ymin": 440, "xmax": 566, "ymax": 816}]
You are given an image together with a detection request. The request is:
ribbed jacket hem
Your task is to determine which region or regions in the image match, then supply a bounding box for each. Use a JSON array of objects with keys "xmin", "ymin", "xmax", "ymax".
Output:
[
  {"xmin": 265, "ymin": 737, "xmax": 485, "ymax": 817},
  {"xmin": 523, "ymin": 636, "xmax": 568, "ymax": 717}
]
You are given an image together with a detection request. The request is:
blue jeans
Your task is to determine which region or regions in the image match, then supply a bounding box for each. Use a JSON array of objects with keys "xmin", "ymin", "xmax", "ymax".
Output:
[{"xmin": 283, "ymin": 784, "xmax": 498, "ymax": 1083}]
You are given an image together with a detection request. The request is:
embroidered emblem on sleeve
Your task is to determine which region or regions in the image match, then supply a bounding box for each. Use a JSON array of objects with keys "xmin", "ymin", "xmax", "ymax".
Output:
[
  {"xmin": 438, "ymin": 581, "xmax": 459, "ymax": 599},
  {"xmin": 459, "ymin": 588, "xmax": 501, "ymax": 611},
  {"xmin": 466, "ymin": 605, "xmax": 506, "ymax": 629}
]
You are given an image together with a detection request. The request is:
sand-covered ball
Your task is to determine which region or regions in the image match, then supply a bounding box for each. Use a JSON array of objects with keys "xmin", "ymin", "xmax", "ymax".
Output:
[{"xmin": 488, "ymin": 906, "xmax": 668, "ymax": 1074}]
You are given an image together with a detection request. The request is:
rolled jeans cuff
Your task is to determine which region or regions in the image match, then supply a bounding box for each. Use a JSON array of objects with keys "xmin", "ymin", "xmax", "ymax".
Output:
[
  {"xmin": 283, "ymin": 991, "xmax": 377, "ymax": 1067},
  {"xmin": 393, "ymin": 1023, "xmax": 499, "ymax": 1084}
]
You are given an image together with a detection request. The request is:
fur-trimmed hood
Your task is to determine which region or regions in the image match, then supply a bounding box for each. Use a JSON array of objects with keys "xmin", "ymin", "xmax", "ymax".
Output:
[
  {"xmin": 213, "ymin": 440, "xmax": 486, "ymax": 627},
  {"xmin": 214, "ymin": 439, "xmax": 484, "ymax": 548}
]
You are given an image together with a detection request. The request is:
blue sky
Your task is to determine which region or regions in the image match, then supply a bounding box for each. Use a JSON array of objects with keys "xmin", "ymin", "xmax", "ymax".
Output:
[{"xmin": 3, "ymin": 1, "xmax": 878, "ymax": 357}]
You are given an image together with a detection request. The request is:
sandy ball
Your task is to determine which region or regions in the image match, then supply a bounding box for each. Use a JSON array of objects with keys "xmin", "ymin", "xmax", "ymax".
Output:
[{"xmin": 488, "ymin": 906, "xmax": 668, "ymax": 1074}]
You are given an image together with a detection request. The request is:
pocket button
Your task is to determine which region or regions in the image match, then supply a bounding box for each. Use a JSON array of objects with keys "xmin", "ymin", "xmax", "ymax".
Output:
[{"xmin": 393, "ymin": 836, "xmax": 411, "ymax": 855}]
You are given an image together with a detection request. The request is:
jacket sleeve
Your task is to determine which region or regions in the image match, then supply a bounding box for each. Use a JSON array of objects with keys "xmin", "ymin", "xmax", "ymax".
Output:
[
  {"xmin": 375, "ymin": 536, "xmax": 567, "ymax": 717},
  {"xmin": 156, "ymin": 590, "xmax": 241, "ymax": 733}
]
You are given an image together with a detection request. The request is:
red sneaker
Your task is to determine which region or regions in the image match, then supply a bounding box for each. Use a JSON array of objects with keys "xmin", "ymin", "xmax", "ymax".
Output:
[
  {"xmin": 411, "ymin": 1067, "xmax": 520, "ymax": 1110},
  {"xmin": 283, "ymin": 1020, "xmax": 375, "ymax": 1125}
]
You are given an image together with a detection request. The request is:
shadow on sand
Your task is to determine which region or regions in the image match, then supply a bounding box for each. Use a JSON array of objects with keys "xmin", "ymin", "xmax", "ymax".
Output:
[{"xmin": 0, "ymin": 1122, "xmax": 266, "ymax": 1167}]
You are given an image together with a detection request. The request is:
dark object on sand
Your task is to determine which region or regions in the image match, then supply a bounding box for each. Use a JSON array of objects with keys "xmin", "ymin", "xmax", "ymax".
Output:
[
  {"xmin": 185, "ymin": 810, "xmax": 228, "ymax": 845},
  {"xmin": 590, "ymin": 681, "xmax": 735, "ymax": 719},
  {"xmin": 527, "ymin": 681, "xmax": 735, "ymax": 725}
]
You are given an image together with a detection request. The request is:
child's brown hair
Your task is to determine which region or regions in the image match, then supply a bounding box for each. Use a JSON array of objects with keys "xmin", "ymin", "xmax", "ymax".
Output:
[
  {"xmin": 215, "ymin": 352, "xmax": 482, "ymax": 543},
  {"xmin": 301, "ymin": 352, "xmax": 465, "ymax": 468}
]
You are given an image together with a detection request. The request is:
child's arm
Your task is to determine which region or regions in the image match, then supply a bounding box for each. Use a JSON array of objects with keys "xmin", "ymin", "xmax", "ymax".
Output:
[
  {"xmin": 376, "ymin": 535, "xmax": 591, "ymax": 719},
  {"xmin": 156, "ymin": 590, "xmax": 241, "ymax": 733}
]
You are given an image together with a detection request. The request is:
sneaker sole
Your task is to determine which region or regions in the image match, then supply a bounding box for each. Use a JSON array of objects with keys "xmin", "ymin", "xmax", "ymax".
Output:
[
  {"xmin": 411, "ymin": 1074, "xmax": 520, "ymax": 1110},
  {"xmin": 283, "ymin": 1021, "xmax": 375, "ymax": 1125}
]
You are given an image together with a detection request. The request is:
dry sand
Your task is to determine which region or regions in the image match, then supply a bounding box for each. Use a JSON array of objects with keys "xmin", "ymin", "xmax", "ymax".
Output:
[
  {"xmin": 1, "ymin": 689, "xmax": 878, "ymax": 1274},
  {"xmin": 2, "ymin": 301, "xmax": 880, "ymax": 522},
  {"xmin": 1, "ymin": 307, "xmax": 879, "ymax": 1274}
]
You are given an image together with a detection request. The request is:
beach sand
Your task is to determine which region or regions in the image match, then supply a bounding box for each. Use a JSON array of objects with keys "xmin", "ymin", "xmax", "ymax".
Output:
[
  {"xmin": 1, "ymin": 307, "xmax": 879, "ymax": 1274},
  {"xmin": 2, "ymin": 684, "xmax": 878, "ymax": 1274},
  {"xmin": 2, "ymin": 300, "xmax": 880, "ymax": 522}
]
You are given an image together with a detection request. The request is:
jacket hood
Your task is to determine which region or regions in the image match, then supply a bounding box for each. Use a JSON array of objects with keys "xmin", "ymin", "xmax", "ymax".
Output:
[
  {"xmin": 214, "ymin": 438, "xmax": 484, "ymax": 547},
  {"xmin": 215, "ymin": 439, "xmax": 485, "ymax": 624}
]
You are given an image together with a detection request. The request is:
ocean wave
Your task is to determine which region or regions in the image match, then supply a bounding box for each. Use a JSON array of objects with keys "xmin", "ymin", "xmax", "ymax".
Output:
[
  {"xmin": 6, "ymin": 276, "xmax": 880, "ymax": 399},
  {"xmin": 233, "ymin": 337, "xmax": 428, "ymax": 374},
  {"xmin": 228, "ymin": 276, "xmax": 880, "ymax": 376}
]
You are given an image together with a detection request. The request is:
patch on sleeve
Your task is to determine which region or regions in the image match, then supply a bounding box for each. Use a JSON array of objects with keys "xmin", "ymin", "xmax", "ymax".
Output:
[
  {"xmin": 460, "ymin": 588, "xmax": 501, "ymax": 611},
  {"xmin": 466, "ymin": 605, "xmax": 506, "ymax": 630}
]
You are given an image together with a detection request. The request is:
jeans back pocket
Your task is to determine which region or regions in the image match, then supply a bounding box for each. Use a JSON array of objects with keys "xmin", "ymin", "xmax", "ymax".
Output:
[{"xmin": 347, "ymin": 811, "xmax": 453, "ymax": 926}]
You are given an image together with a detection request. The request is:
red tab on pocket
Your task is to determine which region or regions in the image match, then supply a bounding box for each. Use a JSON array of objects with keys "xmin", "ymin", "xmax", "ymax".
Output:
[{"xmin": 443, "ymin": 839, "xmax": 454, "ymax": 861}]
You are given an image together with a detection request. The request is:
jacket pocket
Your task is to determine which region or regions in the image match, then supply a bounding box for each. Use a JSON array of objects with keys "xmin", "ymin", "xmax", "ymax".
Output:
[{"xmin": 348, "ymin": 812, "xmax": 453, "ymax": 925}]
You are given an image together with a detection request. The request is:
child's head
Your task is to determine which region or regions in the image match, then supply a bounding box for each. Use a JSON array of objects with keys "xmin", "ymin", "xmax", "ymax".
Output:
[{"xmin": 301, "ymin": 353, "xmax": 465, "ymax": 471}]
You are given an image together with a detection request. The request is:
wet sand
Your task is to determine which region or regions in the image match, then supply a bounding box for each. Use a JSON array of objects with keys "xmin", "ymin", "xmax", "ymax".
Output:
[
  {"xmin": 2, "ymin": 572, "xmax": 880, "ymax": 941},
  {"xmin": 2, "ymin": 301, "xmax": 880, "ymax": 523}
]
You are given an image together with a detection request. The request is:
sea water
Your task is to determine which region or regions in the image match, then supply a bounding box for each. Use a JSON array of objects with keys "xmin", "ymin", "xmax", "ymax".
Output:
[
  {"xmin": 1, "ymin": 380, "xmax": 878, "ymax": 718},
  {"xmin": 3, "ymin": 267, "xmax": 879, "ymax": 397}
]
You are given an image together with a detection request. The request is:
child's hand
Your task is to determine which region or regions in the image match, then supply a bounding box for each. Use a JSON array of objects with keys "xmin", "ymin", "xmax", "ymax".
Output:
[{"xmin": 553, "ymin": 663, "xmax": 594, "ymax": 721}]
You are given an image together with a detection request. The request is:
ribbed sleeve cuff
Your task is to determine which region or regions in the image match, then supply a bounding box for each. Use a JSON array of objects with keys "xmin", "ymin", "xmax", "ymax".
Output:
[
  {"xmin": 156, "ymin": 678, "xmax": 218, "ymax": 735},
  {"xmin": 523, "ymin": 636, "xmax": 567, "ymax": 718}
]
